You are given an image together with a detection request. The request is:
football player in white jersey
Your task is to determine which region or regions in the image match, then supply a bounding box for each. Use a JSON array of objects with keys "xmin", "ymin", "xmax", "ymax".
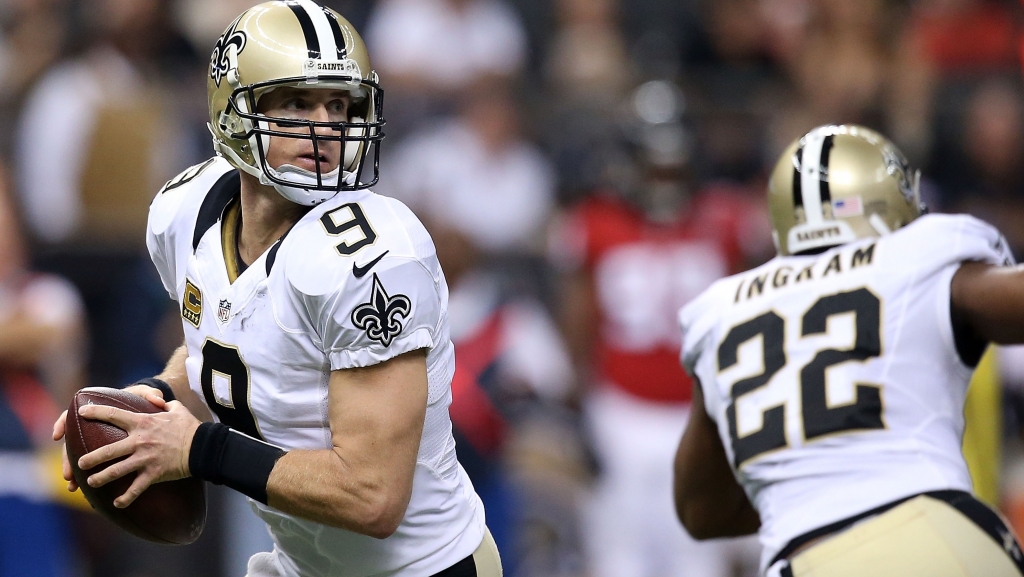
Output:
[
  {"xmin": 51, "ymin": 2, "xmax": 501, "ymax": 576},
  {"xmin": 673, "ymin": 124, "xmax": 1024, "ymax": 577}
]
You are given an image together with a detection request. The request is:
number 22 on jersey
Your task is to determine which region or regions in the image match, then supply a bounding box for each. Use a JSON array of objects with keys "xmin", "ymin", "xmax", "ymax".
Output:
[{"xmin": 717, "ymin": 288, "xmax": 884, "ymax": 468}]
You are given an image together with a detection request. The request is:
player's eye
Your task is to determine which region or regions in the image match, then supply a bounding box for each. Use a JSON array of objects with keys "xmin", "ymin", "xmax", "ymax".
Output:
[{"xmin": 328, "ymin": 99, "xmax": 349, "ymax": 115}]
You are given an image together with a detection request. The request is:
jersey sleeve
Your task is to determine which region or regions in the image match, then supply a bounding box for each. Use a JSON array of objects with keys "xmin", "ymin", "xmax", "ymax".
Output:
[
  {"xmin": 146, "ymin": 158, "xmax": 232, "ymax": 301},
  {"xmin": 146, "ymin": 185, "xmax": 191, "ymax": 300},
  {"xmin": 315, "ymin": 257, "xmax": 442, "ymax": 371},
  {"xmin": 888, "ymin": 214, "xmax": 1014, "ymax": 370},
  {"xmin": 902, "ymin": 213, "xmax": 1015, "ymax": 270}
]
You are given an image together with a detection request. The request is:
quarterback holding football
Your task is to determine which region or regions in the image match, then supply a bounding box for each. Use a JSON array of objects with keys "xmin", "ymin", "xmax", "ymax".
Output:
[
  {"xmin": 52, "ymin": 2, "xmax": 500, "ymax": 576},
  {"xmin": 674, "ymin": 124, "xmax": 1024, "ymax": 576}
]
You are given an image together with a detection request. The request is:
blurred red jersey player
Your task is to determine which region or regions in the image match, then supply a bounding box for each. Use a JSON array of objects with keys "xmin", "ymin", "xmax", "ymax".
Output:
[{"xmin": 553, "ymin": 80, "xmax": 764, "ymax": 577}]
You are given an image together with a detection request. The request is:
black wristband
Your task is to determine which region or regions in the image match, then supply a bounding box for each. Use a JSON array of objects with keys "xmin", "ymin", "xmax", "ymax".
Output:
[
  {"xmin": 133, "ymin": 377, "xmax": 176, "ymax": 402},
  {"xmin": 189, "ymin": 422, "xmax": 285, "ymax": 504}
]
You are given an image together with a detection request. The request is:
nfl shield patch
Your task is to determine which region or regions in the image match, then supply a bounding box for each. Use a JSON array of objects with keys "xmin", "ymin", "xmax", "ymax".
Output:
[{"xmin": 217, "ymin": 299, "xmax": 231, "ymax": 323}]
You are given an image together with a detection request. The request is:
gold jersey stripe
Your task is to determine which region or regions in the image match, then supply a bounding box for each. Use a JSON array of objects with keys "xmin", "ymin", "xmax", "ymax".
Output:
[{"xmin": 221, "ymin": 197, "xmax": 241, "ymax": 284}]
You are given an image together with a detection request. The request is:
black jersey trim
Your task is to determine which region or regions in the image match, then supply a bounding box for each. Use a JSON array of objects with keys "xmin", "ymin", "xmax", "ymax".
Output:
[
  {"xmin": 264, "ymin": 212, "xmax": 307, "ymax": 276},
  {"xmin": 430, "ymin": 555, "xmax": 475, "ymax": 577},
  {"xmin": 193, "ymin": 170, "xmax": 241, "ymax": 252},
  {"xmin": 264, "ymin": 230, "xmax": 291, "ymax": 276},
  {"xmin": 287, "ymin": 2, "xmax": 321, "ymax": 59},
  {"xmin": 265, "ymin": 241, "xmax": 283, "ymax": 276}
]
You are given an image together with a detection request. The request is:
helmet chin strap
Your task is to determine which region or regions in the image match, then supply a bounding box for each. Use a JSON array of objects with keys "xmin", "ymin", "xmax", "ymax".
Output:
[
  {"xmin": 265, "ymin": 163, "xmax": 340, "ymax": 187},
  {"xmin": 215, "ymin": 133, "xmax": 356, "ymax": 206},
  {"xmin": 262, "ymin": 163, "xmax": 341, "ymax": 205}
]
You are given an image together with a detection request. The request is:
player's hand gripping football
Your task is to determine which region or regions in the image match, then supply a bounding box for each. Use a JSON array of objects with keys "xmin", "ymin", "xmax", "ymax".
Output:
[{"xmin": 52, "ymin": 384, "xmax": 200, "ymax": 507}]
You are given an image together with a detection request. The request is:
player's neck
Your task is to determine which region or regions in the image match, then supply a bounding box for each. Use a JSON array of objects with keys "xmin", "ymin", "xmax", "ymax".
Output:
[{"xmin": 237, "ymin": 172, "xmax": 310, "ymax": 265}]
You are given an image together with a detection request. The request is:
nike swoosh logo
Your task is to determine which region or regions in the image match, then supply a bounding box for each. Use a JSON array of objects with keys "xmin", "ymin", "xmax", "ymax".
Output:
[{"xmin": 353, "ymin": 250, "xmax": 389, "ymax": 278}]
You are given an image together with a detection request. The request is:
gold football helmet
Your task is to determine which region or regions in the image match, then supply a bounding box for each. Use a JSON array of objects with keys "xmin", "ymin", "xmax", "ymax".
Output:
[
  {"xmin": 768, "ymin": 125, "xmax": 925, "ymax": 256},
  {"xmin": 207, "ymin": 0, "xmax": 384, "ymax": 205}
]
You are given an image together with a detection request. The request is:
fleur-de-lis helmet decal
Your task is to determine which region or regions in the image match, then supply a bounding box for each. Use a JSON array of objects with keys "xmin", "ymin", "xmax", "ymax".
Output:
[
  {"xmin": 210, "ymin": 16, "xmax": 247, "ymax": 87},
  {"xmin": 351, "ymin": 274, "xmax": 411, "ymax": 347}
]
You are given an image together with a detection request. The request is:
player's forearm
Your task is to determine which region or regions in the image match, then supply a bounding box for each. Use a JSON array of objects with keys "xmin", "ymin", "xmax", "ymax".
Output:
[
  {"xmin": 952, "ymin": 263, "xmax": 1024, "ymax": 344},
  {"xmin": 675, "ymin": 485, "xmax": 761, "ymax": 539},
  {"xmin": 156, "ymin": 343, "xmax": 211, "ymax": 421},
  {"xmin": 265, "ymin": 447, "xmax": 413, "ymax": 539},
  {"xmin": 674, "ymin": 451, "xmax": 761, "ymax": 539},
  {"xmin": 259, "ymin": 350, "xmax": 424, "ymax": 537},
  {"xmin": 673, "ymin": 387, "xmax": 761, "ymax": 539}
]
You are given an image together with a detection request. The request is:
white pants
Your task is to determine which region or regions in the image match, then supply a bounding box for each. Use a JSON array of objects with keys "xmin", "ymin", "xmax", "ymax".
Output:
[{"xmin": 582, "ymin": 386, "xmax": 758, "ymax": 577}]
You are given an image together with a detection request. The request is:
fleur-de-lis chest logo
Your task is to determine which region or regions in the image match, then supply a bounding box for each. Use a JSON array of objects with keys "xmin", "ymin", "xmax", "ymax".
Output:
[
  {"xmin": 210, "ymin": 18, "xmax": 247, "ymax": 87},
  {"xmin": 351, "ymin": 274, "xmax": 411, "ymax": 347}
]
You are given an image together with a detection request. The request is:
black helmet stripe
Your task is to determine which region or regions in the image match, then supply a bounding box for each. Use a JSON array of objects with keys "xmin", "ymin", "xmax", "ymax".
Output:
[
  {"xmin": 798, "ymin": 127, "xmax": 830, "ymax": 224},
  {"xmin": 323, "ymin": 9, "xmax": 348, "ymax": 59},
  {"xmin": 286, "ymin": 2, "xmax": 321, "ymax": 59},
  {"xmin": 793, "ymin": 145, "xmax": 804, "ymax": 209},
  {"xmin": 819, "ymin": 134, "xmax": 835, "ymax": 203}
]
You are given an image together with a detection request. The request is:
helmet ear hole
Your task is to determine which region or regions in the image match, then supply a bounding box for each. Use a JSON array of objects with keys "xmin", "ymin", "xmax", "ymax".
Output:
[
  {"xmin": 349, "ymin": 97, "xmax": 371, "ymax": 121},
  {"xmin": 344, "ymin": 117, "xmax": 367, "ymax": 171}
]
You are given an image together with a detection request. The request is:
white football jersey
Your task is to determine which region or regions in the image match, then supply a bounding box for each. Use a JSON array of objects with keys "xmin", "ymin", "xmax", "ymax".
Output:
[
  {"xmin": 147, "ymin": 158, "xmax": 485, "ymax": 577},
  {"xmin": 679, "ymin": 214, "xmax": 1014, "ymax": 571}
]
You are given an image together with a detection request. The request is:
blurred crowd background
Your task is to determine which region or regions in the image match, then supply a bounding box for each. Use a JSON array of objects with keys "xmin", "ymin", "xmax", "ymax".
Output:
[{"xmin": 3, "ymin": 0, "xmax": 1024, "ymax": 576}]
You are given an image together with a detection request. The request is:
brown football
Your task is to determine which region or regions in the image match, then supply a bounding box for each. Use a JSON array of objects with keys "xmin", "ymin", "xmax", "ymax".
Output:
[{"xmin": 65, "ymin": 387, "xmax": 206, "ymax": 545}]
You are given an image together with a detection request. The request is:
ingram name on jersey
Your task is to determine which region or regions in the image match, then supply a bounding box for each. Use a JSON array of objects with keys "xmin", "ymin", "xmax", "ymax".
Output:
[
  {"xmin": 679, "ymin": 214, "xmax": 1014, "ymax": 570},
  {"xmin": 147, "ymin": 158, "xmax": 485, "ymax": 577}
]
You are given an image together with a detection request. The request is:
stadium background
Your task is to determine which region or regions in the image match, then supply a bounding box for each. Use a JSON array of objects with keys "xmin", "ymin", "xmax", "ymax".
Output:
[{"xmin": 2, "ymin": 0, "xmax": 1024, "ymax": 575}]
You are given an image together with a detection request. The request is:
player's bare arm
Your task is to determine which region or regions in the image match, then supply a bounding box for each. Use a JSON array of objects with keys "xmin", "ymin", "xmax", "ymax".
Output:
[
  {"xmin": 952, "ymin": 261, "xmax": 1024, "ymax": 344},
  {"xmin": 673, "ymin": 382, "xmax": 760, "ymax": 539},
  {"xmin": 151, "ymin": 342, "xmax": 211, "ymax": 420},
  {"xmin": 265, "ymin": 348, "xmax": 427, "ymax": 538}
]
